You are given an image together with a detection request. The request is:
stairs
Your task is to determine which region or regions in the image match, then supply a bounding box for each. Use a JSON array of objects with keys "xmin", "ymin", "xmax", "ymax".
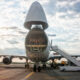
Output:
[{"xmin": 51, "ymin": 46, "xmax": 80, "ymax": 67}]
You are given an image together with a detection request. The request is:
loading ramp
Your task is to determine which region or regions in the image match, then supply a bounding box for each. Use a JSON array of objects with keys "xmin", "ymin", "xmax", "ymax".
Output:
[{"xmin": 51, "ymin": 46, "xmax": 80, "ymax": 67}]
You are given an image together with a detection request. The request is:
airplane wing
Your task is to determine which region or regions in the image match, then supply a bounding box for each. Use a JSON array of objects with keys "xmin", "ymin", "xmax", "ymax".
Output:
[
  {"xmin": 0, "ymin": 55, "xmax": 27, "ymax": 59},
  {"xmin": 0, "ymin": 55, "xmax": 28, "ymax": 65}
]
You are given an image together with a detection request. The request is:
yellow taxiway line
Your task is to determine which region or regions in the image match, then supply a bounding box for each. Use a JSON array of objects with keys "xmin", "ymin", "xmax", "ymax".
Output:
[{"xmin": 24, "ymin": 72, "xmax": 34, "ymax": 79}]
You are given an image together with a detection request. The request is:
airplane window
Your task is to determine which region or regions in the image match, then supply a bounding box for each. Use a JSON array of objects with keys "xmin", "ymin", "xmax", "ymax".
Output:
[{"xmin": 31, "ymin": 24, "xmax": 43, "ymax": 29}]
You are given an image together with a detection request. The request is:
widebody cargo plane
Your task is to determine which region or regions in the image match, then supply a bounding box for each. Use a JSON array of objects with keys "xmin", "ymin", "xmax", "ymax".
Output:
[
  {"xmin": 24, "ymin": 1, "xmax": 50, "ymax": 72},
  {"xmin": 0, "ymin": 1, "xmax": 50, "ymax": 72},
  {"xmin": 0, "ymin": 1, "xmax": 80, "ymax": 72}
]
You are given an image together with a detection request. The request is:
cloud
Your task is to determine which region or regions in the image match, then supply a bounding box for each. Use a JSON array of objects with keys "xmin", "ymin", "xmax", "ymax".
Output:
[
  {"xmin": 0, "ymin": 0, "xmax": 80, "ymax": 55},
  {"xmin": 43, "ymin": 0, "xmax": 57, "ymax": 15},
  {"xmin": 56, "ymin": 0, "xmax": 80, "ymax": 19},
  {"xmin": 0, "ymin": 48, "xmax": 26, "ymax": 56},
  {"xmin": 46, "ymin": 10, "xmax": 80, "ymax": 54},
  {"xmin": 72, "ymin": 1, "xmax": 80, "ymax": 12}
]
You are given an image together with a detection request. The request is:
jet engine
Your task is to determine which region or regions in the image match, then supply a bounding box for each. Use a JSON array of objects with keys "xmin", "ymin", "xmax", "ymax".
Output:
[{"xmin": 3, "ymin": 57, "xmax": 12, "ymax": 65}]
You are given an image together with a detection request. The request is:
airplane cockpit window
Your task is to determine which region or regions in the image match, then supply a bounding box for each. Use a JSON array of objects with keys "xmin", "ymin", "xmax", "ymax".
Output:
[{"xmin": 31, "ymin": 24, "xmax": 43, "ymax": 29}]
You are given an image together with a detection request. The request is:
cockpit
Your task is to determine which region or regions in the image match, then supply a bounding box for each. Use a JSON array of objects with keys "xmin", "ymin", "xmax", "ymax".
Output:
[{"xmin": 31, "ymin": 24, "xmax": 43, "ymax": 29}]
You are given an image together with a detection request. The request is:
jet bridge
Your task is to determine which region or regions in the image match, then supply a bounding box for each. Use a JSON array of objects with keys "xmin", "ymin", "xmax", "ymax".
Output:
[{"xmin": 51, "ymin": 46, "xmax": 80, "ymax": 67}]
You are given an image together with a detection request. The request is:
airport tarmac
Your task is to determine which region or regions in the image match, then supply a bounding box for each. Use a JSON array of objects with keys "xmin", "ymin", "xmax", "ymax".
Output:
[{"xmin": 0, "ymin": 64, "xmax": 80, "ymax": 80}]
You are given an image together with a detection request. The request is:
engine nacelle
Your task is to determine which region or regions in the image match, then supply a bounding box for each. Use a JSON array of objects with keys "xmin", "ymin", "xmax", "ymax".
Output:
[{"xmin": 3, "ymin": 57, "xmax": 12, "ymax": 65}]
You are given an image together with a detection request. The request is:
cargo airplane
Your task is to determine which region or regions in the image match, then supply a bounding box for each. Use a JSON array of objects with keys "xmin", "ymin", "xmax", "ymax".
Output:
[
  {"xmin": 0, "ymin": 1, "xmax": 80, "ymax": 72},
  {"xmin": 0, "ymin": 1, "xmax": 51, "ymax": 72}
]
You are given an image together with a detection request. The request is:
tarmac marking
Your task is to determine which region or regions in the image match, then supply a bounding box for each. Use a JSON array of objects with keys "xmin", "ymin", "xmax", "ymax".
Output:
[
  {"xmin": 0, "ymin": 76, "xmax": 9, "ymax": 80},
  {"xmin": 24, "ymin": 72, "xmax": 34, "ymax": 79}
]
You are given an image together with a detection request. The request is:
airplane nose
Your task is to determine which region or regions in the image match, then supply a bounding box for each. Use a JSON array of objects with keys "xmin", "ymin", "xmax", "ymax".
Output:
[{"xmin": 24, "ymin": 1, "xmax": 48, "ymax": 30}]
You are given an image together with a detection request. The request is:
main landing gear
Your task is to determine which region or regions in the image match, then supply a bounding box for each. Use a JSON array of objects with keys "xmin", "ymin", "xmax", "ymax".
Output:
[
  {"xmin": 33, "ymin": 64, "xmax": 41, "ymax": 72},
  {"xmin": 33, "ymin": 64, "xmax": 36, "ymax": 72},
  {"xmin": 43, "ymin": 64, "xmax": 46, "ymax": 69},
  {"xmin": 38, "ymin": 66, "xmax": 41, "ymax": 72},
  {"xmin": 25, "ymin": 63, "xmax": 29, "ymax": 69}
]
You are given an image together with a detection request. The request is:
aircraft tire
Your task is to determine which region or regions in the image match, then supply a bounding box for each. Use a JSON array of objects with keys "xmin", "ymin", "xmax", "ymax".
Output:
[
  {"xmin": 33, "ymin": 65, "xmax": 36, "ymax": 72},
  {"xmin": 43, "ymin": 64, "xmax": 46, "ymax": 69},
  {"xmin": 38, "ymin": 66, "xmax": 41, "ymax": 72}
]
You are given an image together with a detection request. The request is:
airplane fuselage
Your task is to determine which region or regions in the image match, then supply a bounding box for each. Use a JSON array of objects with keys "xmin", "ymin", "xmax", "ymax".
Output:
[
  {"xmin": 24, "ymin": 1, "xmax": 50, "ymax": 71},
  {"xmin": 25, "ymin": 26, "xmax": 49, "ymax": 62}
]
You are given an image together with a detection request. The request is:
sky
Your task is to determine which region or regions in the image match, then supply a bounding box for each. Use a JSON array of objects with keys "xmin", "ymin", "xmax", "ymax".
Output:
[{"xmin": 0, "ymin": 0, "xmax": 80, "ymax": 55}]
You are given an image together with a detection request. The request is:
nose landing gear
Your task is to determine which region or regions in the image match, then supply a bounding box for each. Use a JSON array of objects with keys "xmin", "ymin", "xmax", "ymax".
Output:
[
  {"xmin": 33, "ymin": 64, "xmax": 37, "ymax": 72},
  {"xmin": 33, "ymin": 64, "xmax": 41, "ymax": 72},
  {"xmin": 37, "ymin": 66, "xmax": 41, "ymax": 72}
]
